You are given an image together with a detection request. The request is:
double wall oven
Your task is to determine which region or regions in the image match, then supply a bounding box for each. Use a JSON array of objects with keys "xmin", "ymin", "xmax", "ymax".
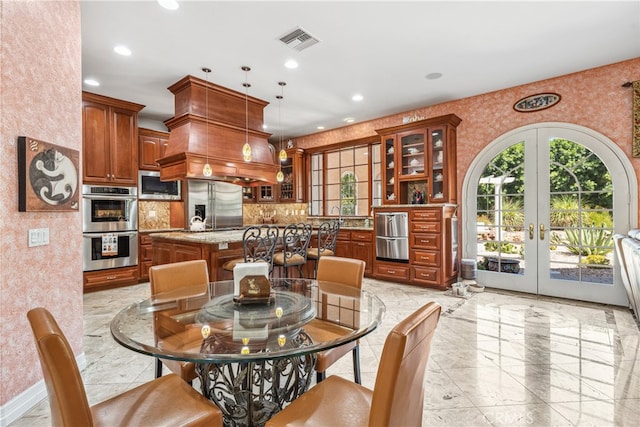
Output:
[{"xmin": 82, "ymin": 185, "xmax": 138, "ymax": 272}]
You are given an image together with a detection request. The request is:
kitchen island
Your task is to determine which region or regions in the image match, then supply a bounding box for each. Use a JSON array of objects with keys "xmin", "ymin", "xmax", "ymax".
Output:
[{"xmin": 149, "ymin": 225, "xmax": 375, "ymax": 281}]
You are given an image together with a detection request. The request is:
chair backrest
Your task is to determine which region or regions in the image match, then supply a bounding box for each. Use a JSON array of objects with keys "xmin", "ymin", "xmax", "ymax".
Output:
[
  {"xmin": 317, "ymin": 256, "xmax": 365, "ymax": 290},
  {"xmin": 369, "ymin": 301, "xmax": 442, "ymax": 426},
  {"xmin": 149, "ymin": 259, "xmax": 209, "ymax": 297},
  {"xmin": 316, "ymin": 220, "xmax": 340, "ymax": 254},
  {"xmin": 243, "ymin": 225, "xmax": 279, "ymax": 271},
  {"xmin": 281, "ymin": 223, "xmax": 312, "ymax": 264},
  {"xmin": 27, "ymin": 307, "xmax": 94, "ymax": 427}
]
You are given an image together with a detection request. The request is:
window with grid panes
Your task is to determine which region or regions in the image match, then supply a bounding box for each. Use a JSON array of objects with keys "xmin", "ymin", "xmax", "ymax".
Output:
[{"xmin": 310, "ymin": 145, "xmax": 372, "ymax": 216}]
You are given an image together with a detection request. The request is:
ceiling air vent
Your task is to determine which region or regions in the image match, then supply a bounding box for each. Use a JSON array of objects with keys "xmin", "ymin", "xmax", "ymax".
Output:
[{"xmin": 278, "ymin": 27, "xmax": 320, "ymax": 52}]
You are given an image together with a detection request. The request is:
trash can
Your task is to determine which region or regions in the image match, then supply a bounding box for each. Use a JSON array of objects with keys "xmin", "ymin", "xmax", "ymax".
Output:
[{"xmin": 461, "ymin": 259, "xmax": 477, "ymax": 280}]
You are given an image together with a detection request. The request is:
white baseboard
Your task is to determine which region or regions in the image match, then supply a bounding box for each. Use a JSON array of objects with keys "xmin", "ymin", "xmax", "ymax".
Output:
[{"xmin": 0, "ymin": 352, "xmax": 86, "ymax": 427}]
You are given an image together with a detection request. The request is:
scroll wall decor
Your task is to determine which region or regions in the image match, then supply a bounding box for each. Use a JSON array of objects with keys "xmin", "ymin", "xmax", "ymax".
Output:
[
  {"xmin": 632, "ymin": 81, "xmax": 640, "ymax": 158},
  {"xmin": 17, "ymin": 136, "xmax": 79, "ymax": 212}
]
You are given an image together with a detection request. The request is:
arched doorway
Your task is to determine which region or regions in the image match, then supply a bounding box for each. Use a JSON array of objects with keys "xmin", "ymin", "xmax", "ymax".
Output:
[{"xmin": 462, "ymin": 123, "xmax": 637, "ymax": 305}]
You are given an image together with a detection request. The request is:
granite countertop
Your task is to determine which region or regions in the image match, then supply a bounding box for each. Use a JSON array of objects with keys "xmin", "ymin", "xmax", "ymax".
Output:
[{"xmin": 147, "ymin": 224, "xmax": 374, "ymax": 244}]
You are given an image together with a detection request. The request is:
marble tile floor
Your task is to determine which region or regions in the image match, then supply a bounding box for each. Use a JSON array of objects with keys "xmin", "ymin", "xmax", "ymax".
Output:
[{"xmin": 11, "ymin": 278, "xmax": 640, "ymax": 427}]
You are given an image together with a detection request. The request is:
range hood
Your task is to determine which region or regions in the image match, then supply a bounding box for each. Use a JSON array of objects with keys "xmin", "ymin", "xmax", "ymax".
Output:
[{"xmin": 157, "ymin": 75, "xmax": 279, "ymax": 185}]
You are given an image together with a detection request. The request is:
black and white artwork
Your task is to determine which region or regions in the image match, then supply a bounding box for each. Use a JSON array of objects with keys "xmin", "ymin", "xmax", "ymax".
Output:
[{"xmin": 18, "ymin": 136, "xmax": 79, "ymax": 212}]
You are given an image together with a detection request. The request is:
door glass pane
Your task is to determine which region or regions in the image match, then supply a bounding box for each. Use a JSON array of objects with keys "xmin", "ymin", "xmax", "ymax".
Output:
[
  {"xmin": 476, "ymin": 142, "xmax": 525, "ymax": 276},
  {"xmin": 548, "ymin": 138, "xmax": 613, "ymax": 284}
]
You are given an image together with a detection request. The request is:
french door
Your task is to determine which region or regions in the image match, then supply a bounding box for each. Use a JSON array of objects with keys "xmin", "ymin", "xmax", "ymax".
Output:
[{"xmin": 464, "ymin": 124, "xmax": 634, "ymax": 306}]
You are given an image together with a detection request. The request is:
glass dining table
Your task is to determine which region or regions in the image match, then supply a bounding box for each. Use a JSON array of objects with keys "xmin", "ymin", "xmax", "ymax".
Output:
[{"xmin": 111, "ymin": 277, "xmax": 386, "ymax": 427}]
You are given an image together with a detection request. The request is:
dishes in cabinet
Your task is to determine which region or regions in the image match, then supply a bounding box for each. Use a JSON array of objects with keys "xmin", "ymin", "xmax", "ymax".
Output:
[
  {"xmin": 434, "ymin": 173, "xmax": 443, "ymax": 182},
  {"xmin": 435, "ymin": 152, "xmax": 443, "ymax": 163},
  {"xmin": 387, "ymin": 146, "xmax": 394, "ymax": 154},
  {"xmin": 387, "ymin": 193, "xmax": 395, "ymax": 200},
  {"xmin": 434, "ymin": 192, "xmax": 443, "ymax": 198},
  {"xmin": 410, "ymin": 158, "xmax": 419, "ymax": 166},
  {"xmin": 388, "ymin": 177, "xmax": 394, "ymax": 184},
  {"xmin": 388, "ymin": 161, "xmax": 394, "ymax": 168},
  {"xmin": 434, "ymin": 139, "xmax": 443, "ymax": 148},
  {"xmin": 407, "ymin": 147, "xmax": 419, "ymax": 154}
]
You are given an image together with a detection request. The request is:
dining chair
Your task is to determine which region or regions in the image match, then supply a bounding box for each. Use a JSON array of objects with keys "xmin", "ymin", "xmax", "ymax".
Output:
[
  {"xmin": 266, "ymin": 301, "xmax": 442, "ymax": 427},
  {"xmin": 273, "ymin": 223, "xmax": 312, "ymax": 278},
  {"xmin": 306, "ymin": 220, "xmax": 340, "ymax": 278},
  {"xmin": 149, "ymin": 259, "xmax": 210, "ymax": 384},
  {"xmin": 222, "ymin": 225, "xmax": 279, "ymax": 274},
  {"xmin": 26, "ymin": 307, "xmax": 223, "ymax": 427},
  {"xmin": 304, "ymin": 256, "xmax": 365, "ymax": 384}
]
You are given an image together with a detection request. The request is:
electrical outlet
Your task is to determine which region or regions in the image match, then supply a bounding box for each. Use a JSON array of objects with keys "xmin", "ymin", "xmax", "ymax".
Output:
[{"xmin": 148, "ymin": 210, "xmax": 157, "ymax": 218}]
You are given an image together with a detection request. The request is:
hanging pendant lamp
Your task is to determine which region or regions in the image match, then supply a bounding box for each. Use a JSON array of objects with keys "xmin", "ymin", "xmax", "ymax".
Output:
[
  {"xmin": 242, "ymin": 66, "xmax": 252, "ymax": 162},
  {"xmin": 278, "ymin": 81, "xmax": 288, "ymax": 163},
  {"xmin": 202, "ymin": 67, "xmax": 213, "ymax": 176}
]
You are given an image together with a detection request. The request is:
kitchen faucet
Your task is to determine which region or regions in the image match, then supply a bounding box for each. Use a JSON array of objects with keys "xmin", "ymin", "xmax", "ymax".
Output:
[{"xmin": 331, "ymin": 205, "xmax": 344, "ymax": 224}]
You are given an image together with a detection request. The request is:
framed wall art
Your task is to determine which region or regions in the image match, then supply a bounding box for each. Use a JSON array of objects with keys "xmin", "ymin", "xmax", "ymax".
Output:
[
  {"xmin": 513, "ymin": 93, "xmax": 561, "ymax": 113},
  {"xmin": 17, "ymin": 136, "xmax": 79, "ymax": 212}
]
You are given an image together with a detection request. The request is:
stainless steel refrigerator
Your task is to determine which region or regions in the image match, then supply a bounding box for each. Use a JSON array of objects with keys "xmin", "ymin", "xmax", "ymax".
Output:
[{"xmin": 186, "ymin": 180, "xmax": 243, "ymax": 230}]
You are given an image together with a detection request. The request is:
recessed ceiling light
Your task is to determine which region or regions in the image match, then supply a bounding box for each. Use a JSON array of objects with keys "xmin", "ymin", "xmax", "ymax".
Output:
[
  {"xmin": 426, "ymin": 72, "xmax": 443, "ymax": 80},
  {"xmin": 84, "ymin": 78, "xmax": 100, "ymax": 87},
  {"xmin": 284, "ymin": 59, "xmax": 299, "ymax": 69},
  {"xmin": 344, "ymin": 117, "xmax": 355, "ymax": 123},
  {"xmin": 113, "ymin": 45, "xmax": 132, "ymax": 56},
  {"xmin": 317, "ymin": 126, "xmax": 325, "ymax": 130},
  {"xmin": 352, "ymin": 94, "xmax": 363, "ymax": 102},
  {"xmin": 158, "ymin": 0, "xmax": 179, "ymax": 10}
]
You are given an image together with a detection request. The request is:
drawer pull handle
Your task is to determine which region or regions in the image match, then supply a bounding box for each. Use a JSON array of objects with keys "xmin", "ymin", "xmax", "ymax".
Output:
[
  {"xmin": 421, "ymin": 239, "xmax": 431, "ymax": 244},
  {"xmin": 106, "ymin": 275, "xmax": 117, "ymax": 280},
  {"xmin": 387, "ymin": 270, "xmax": 396, "ymax": 274}
]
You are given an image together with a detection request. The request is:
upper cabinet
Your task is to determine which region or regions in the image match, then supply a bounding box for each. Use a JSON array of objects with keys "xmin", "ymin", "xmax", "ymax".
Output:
[
  {"xmin": 278, "ymin": 148, "xmax": 305, "ymax": 203},
  {"xmin": 82, "ymin": 92, "xmax": 144, "ymax": 185},
  {"xmin": 139, "ymin": 128, "xmax": 169, "ymax": 171},
  {"xmin": 376, "ymin": 114, "xmax": 461, "ymax": 204}
]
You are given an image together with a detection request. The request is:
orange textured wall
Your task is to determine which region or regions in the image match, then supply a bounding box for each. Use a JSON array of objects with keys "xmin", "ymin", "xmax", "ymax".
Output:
[
  {"xmin": 0, "ymin": 1, "xmax": 82, "ymax": 406},
  {"xmin": 295, "ymin": 58, "xmax": 640, "ymax": 221}
]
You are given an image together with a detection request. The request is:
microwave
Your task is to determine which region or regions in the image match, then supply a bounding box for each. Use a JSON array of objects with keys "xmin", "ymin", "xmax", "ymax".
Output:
[{"xmin": 138, "ymin": 171, "xmax": 182, "ymax": 200}]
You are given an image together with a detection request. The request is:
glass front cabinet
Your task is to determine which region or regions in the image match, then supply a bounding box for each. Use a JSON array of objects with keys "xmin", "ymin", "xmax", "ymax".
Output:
[{"xmin": 376, "ymin": 114, "xmax": 461, "ymax": 205}]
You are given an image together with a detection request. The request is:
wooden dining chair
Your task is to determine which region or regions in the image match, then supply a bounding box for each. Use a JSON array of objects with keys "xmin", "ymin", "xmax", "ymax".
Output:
[
  {"xmin": 266, "ymin": 301, "xmax": 442, "ymax": 427},
  {"xmin": 273, "ymin": 223, "xmax": 312, "ymax": 278},
  {"xmin": 222, "ymin": 225, "xmax": 279, "ymax": 274},
  {"xmin": 27, "ymin": 307, "xmax": 222, "ymax": 427},
  {"xmin": 304, "ymin": 256, "xmax": 365, "ymax": 384},
  {"xmin": 306, "ymin": 220, "xmax": 340, "ymax": 278},
  {"xmin": 149, "ymin": 259, "xmax": 210, "ymax": 384}
]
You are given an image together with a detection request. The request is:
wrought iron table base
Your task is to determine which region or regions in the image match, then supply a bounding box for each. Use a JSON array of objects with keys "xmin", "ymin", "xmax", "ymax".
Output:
[{"xmin": 197, "ymin": 332, "xmax": 315, "ymax": 427}]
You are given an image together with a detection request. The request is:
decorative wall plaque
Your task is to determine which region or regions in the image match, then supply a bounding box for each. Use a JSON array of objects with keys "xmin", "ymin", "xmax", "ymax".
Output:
[
  {"xmin": 17, "ymin": 136, "xmax": 79, "ymax": 212},
  {"xmin": 513, "ymin": 93, "xmax": 561, "ymax": 112},
  {"xmin": 632, "ymin": 81, "xmax": 640, "ymax": 158}
]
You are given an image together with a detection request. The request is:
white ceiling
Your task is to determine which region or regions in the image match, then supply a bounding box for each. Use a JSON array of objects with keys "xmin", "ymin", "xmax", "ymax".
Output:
[{"xmin": 81, "ymin": 1, "xmax": 640, "ymax": 142}]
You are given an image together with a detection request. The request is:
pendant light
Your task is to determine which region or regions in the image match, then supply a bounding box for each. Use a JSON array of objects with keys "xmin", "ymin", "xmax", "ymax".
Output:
[
  {"xmin": 278, "ymin": 81, "xmax": 288, "ymax": 163},
  {"xmin": 202, "ymin": 67, "xmax": 213, "ymax": 177},
  {"xmin": 241, "ymin": 66, "xmax": 252, "ymax": 162},
  {"xmin": 275, "ymin": 83, "xmax": 285, "ymax": 183}
]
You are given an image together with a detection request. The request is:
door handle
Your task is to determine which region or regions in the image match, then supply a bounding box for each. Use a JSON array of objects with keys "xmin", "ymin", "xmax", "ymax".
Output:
[
  {"xmin": 539, "ymin": 224, "xmax": 545, "ymax": 240},
  {"xmin": 529, "ymin": 223, "xmax": 534, "ymax": 240}
]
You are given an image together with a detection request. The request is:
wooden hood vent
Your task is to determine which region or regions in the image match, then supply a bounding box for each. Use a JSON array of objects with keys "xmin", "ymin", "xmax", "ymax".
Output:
[{"xmin": 158, "ymin": 75, "xmax": 278, "ymax": 185}]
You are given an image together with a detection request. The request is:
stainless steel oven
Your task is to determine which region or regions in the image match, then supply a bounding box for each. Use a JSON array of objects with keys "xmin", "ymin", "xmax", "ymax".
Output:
[
  {"xmin": 375, "ymin": 212, "xmax": 409, "ymax": 262},
  {"xmin": 82, "ymin": 185, "xmax": 138, "ymax": 272},
  {"xmin": 82, "ymin": 185, "xmax": 138, "ymax": 233},
  {"xmin": 82, "ymin": 231, "xmax": 138, "ymax": 271}
]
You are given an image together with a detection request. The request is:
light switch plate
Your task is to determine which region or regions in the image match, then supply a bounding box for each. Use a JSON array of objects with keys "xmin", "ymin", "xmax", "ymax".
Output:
[{"xmin": 28, "ymin": 228, "xmax": 49, "ymax": 247}]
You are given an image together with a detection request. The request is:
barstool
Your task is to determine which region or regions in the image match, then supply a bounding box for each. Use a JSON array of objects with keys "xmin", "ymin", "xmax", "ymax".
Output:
[
  {"xmin": 306, "ymin": 220, "xmax": 340, "ymax": 278},
  {"xmin": 222, "ymin": 225, "xmax": 279, "ymax": 275},
  {"xmin": 273, "ymin": 223, "xmax": 312, "ymax": 278}
]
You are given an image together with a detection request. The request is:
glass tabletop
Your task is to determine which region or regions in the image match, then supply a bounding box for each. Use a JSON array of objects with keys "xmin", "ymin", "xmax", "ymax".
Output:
[{"xmin": 111, "ymin": 278, "xmax": 386, "ymax": 364}]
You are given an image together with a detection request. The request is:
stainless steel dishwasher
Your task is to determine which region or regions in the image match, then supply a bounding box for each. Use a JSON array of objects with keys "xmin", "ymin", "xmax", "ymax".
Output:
[{"xmin": 375, "ymin": 212, "xmax": 409, "ymax": 262}]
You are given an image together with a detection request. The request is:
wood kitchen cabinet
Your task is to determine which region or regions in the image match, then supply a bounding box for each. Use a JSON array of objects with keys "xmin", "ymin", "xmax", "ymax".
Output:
[
  {"xmin": 82, "ymin": 92, "xmax": 144, "ymax": 185},
  {"xmin": 278, "ymin": 148, "xmax": 305, "ymax": 202},
  {"xmin": 351, "ymin": 230, "xmax": 373, "ymax": 276},
  {"xmin": 139, "ymin": 128, "xmax": 169, "ymax": 171},
  {"xmin": 372, "ymin": 205, "xmax": 458, "ymax": 290},
  {"xmin": 376, "ymin": 114, "xmax": 461, "ymax": 204},
  {"xmin": 138, "ymin": 233, "xmax": 154, "ymax": 282},
  {"xmin": 83, "ymin": 266, "xmax": 139, "ymax": 293}
]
